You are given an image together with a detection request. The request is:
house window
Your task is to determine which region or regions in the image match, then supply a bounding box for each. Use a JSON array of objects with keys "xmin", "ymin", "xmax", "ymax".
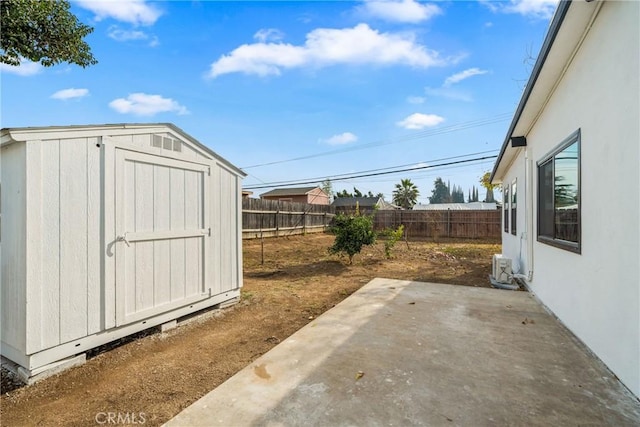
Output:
[
  {"xmin": 503, "ymin": 186, "xmax": 509, "ymax": 233},
  {"xmin": 537, "ymin": 130, "xmax": 581, "ymax": 253},
  {"xmin": 511, "ymin": 180, "xmax": 517, "ymax": 236}
]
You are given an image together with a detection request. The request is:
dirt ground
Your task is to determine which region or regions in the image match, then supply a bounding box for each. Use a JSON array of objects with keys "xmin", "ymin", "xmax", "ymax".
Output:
[{"xmin": 1, "ymin": 233, "xmax": 500, "ymax": 426}]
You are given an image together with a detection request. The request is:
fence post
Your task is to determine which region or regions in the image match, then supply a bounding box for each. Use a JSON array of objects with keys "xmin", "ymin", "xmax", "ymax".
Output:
[
  {"xmin": 447, "ymin": 209, "xmax": 451, "ymax": 238},
  {"xmin": 303, "ymin": 210, "xmax": 306, "ymax": 235},
  {"xmin": 275, "ymin": 201, "xmax": 279, "ymax": 238}
]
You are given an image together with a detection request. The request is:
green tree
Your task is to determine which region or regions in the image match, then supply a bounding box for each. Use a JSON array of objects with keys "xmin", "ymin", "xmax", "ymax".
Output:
[
  {"xmin": 321, "ymin": 179, "xmax": 333, "ymax": 202},
  {"xmin": 378, "ymin": 225, "xmax": 404, "ymax": 259},
  {"xmin": 353, "ymin": 187, "xmax": 363, "ymax": 197},
  {"xmin": 335, "ymin": 189, "xmax": 352, "ymax": 198},
  {"xmin": 428, "ymin": 177, "xmax": 449, "ymax": 204},
  {"xmin": 392, "ymin": 178, "xmax": 419, "ymax": 209},
  {"xmin": 328, "ymin": 211, "xmax": 376, "ymax": 264},
  {"xmin": 451, "ymin": 184, "xmax": 465, "ymax": 203},
  {"xmin": 479, "ymin": 171, "xmax": 499, "ymax": 203},
  {"xmin": 1, "ymin": 0, "xmax": 97, "ymax": 67}
]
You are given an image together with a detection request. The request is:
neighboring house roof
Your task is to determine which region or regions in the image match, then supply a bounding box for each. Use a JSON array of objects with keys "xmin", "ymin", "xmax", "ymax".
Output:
[
  {"xmin": 413, "ymin": 202, "xmax": 498, "ymax": 211},
  {"xmin": 332, "ymin": 197, "xmax": 381, "ymax": 208},
  {"xmin": 378, "ymin": 199, "xmax": 402, "ymax": 210},
  {"xmin": 260, "ymin": 186, "xmax": 324, "ymax": 198},
  {"xmin": 491, "ymin": 0, "xmax": 585, "ymax": 183},
  {"xmin": 331, "ymin": 197, "xmax": 400, "ymax": 210},
  {"xmin": 0, "ymin": 123, "xmax": 246, "ymax": 177}
]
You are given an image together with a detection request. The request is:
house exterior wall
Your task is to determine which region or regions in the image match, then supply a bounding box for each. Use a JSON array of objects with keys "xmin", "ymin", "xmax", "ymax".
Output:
[
  {"xmin": 501, "ymin": 0, "xmax": 639, "ymax": 396},
  {"xmin": 500, "ymin": 158, "xmax": 528, "ymax": 275},
  {"xmin": 306, "ymin": 188, "xmax": 330, "ymax": 205},
  {"xmin": 0, "ymin": 125, "xmax": 244, "ymax": 374}
]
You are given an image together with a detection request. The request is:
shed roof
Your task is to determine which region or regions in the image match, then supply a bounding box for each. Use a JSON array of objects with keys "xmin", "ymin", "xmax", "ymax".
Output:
[
  {"xmin": 260, "ymin": 186, "xmax": 322, "ymax": 198},
  {"xmin": 0, "ymin": 123, "xmax": 246, "ymax": 177},
  {"xmin": 490, "ymin": 0, "xmax": 598, "ymax": 183}
]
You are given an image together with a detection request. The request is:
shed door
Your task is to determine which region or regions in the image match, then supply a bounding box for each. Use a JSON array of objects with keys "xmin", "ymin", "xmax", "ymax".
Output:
[{"xmin": 115, "ymin": 149, "xmax": 211, "ymax": 326}]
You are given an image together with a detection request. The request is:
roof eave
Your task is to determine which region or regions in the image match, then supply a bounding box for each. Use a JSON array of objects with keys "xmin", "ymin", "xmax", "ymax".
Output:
[{"xmin": 490, "ymin": 0, "xmax": 572, "ymax": 184}]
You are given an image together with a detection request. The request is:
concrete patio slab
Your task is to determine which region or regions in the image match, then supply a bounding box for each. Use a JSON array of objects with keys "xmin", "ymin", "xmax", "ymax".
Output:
[{"xmin": 166, "ymin": 278, "xmax": 640, "ymax": 426}]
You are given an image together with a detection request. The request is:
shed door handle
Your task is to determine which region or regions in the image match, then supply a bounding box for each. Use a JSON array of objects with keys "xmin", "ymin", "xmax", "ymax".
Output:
[{"xmin": 117, "ymin": 233, "xmax": 131, "ymax": 247}]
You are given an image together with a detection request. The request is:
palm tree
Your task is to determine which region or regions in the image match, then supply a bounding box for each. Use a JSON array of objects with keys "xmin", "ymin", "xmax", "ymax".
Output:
[{"xmin": 392, "ymin": 178, "xmax": 419, "ymax": 209}]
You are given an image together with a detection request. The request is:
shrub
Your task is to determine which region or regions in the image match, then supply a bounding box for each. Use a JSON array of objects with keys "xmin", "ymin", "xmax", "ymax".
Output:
[
  {"xmin": 328, "ymin": 212, "xmax": 376, "ymax": 264},
  {"xmin": 379, "ymin": 224, "xmax": 404, "ymax": 259}
]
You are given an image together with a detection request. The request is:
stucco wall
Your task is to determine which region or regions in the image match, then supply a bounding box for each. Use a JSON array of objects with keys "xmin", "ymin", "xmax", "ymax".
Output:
[{"xmin": 503, "ymin": 0, "xmax": 639, "ymax": 396}]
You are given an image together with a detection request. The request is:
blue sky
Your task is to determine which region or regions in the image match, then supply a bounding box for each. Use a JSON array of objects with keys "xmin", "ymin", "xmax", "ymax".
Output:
[{"xmin": 0, "ymin": 0, "xmax": 558, "ymax": 204}]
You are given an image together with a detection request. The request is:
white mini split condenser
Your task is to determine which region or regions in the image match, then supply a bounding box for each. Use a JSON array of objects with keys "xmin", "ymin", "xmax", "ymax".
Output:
[{"xmin": 492, "ymin": 254, "xmax": 512, "ymax": 284}]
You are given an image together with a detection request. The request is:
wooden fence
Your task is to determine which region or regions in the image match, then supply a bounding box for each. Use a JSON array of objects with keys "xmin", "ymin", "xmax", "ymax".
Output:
[
  {"xmin": 372, "ymin": 210, "xmax": 501, "ymax": 239},
  {"xmin": 242, "ymin": 198, "xmax": 335, "ymax": 239}
]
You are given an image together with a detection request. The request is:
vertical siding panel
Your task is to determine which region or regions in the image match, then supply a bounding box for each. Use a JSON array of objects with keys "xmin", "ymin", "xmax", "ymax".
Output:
[
  {"xmin": 135, "ymin": 162, "xmax": 154, "ymax": 310},
  {"xmin": 25, "ymin": 141, "xmax": 43, "ymax": 353},
  {"xmin": 0, "ymin": 143, "xmax": 27, "ymax": 353},
  {"xmin": 170, "ymin": 168, "xmax": 186, "ymax": 301},
  {"xmin": 184, "ymin": 170, "xmax": 200, "ymax": 297},
  {"xmin": 153, "ymin": 165, "xmax": 171, "ymax": 305},
  {"xmin": 40, "ymin": 140, "xmax": 61, "ymax": 349},
  {"xmin": 211, "ymin": 166, "xmax": 221, "ymax": 296},
  {"xmin": 123, "ymin": 158, "xmax": 136, "ymax": 318},
  {"xmin": 184, "ymin": 238, "xmax": 199, "ymax": 297},
  {"xmin": 203, "ymin": 167, "xmax": 211, "ymax": 293},
  {"xmin": 103, "ymin": 140, "xmax": 116, "ymax": 329},
  {"xmin": 59, "ymin": 139, "xmax": 88, "ymax": 343},
  {"xmin": 235, "ymin": 175, "xmax": 243, "ymax": 290},
  {"xmin": 220, "ymin": 170, "xmax": 231, "ymax": 292},
  {"xmin": 87, "ymin": 138, "xmax": 101, "ymax": 334}
]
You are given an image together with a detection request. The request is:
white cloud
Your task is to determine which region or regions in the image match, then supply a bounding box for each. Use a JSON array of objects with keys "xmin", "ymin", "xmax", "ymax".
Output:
[
  {"xmin": 505, "ymin": 0, "xmax": 558, "ymax": 19},
  {"xmin": 397, "ymin": 113, "xmax": 444, "ymax": 130},
  {"xmin": 0, "ymin": 60, "xmax": 42, "ymax": 76},
  {"xmin": 443, "ymin": 67, "xmax": 488, "ymax": 87},
  {"xmin": 407, "ymin": 96, "xmax": 425, "ymax": 104},
  {"xmin": 481, "ymin": 0, "xmax": 558, "ymax": 19},
  {"xmin": 425, "ymin": 86, "xmax": 472, "ymax": 102},
  {"xmin": 51, "ymin": 88, "xmax": 89, "ymax": 100},
  {"xmin": 76, "ymin": 0, "xmax": 162, "ymax": 26},
  {"xmin": 109, "ymin": 93, "xmax": 189, "ymax": 116},
  {"xmin": 108, "ymin": 26, "xmax": 147, "ymax": 41},
  {"xmin": 254, "ymin": 28, "xmax": 285, "ymax": 43},
  {"xmin": 322, "ymin": 132, "xmax": 358, "ymax": 145},
  {"xmin": 208, "ymin": 23, "xmax": 448, "ymax": 78},
  {"xmin": 107, "ymin": 26, "xmax": 159, "ymax": 46},
  {"xmin": 361, "ymin": 0, "xmax": 442, "ymax": 23}
]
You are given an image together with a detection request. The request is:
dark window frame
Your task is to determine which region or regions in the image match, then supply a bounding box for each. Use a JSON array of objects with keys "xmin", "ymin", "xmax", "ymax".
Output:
[
  {"xmin": 503, "ymin": 186, "xmax": 509, "ymax": 233},
  {"xmin": 536, "ymin": 129, "xmax": 581, "ymax": 253},
  {"xmin": 511, "ymin": 179, "xmax": 517, "ymax": 236}
]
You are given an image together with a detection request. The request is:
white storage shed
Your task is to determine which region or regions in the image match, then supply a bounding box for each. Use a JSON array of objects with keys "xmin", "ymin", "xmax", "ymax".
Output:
[{"xmin": 1, "ymin": 123, "xmax": 245, "ymax": 379}]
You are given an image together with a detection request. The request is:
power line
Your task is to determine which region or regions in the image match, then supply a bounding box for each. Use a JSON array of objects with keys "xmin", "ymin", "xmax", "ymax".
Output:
[
  {"xmin": 244, "ymin": 155, "xmax": 497, "ymax": 190},
  {"xmin": 245, "ymin": 150, "xmax": 497, "ymax": 188},
  {"xmin": 241, "ymin": 113, "xmax": 510, "ymax": 169}
]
